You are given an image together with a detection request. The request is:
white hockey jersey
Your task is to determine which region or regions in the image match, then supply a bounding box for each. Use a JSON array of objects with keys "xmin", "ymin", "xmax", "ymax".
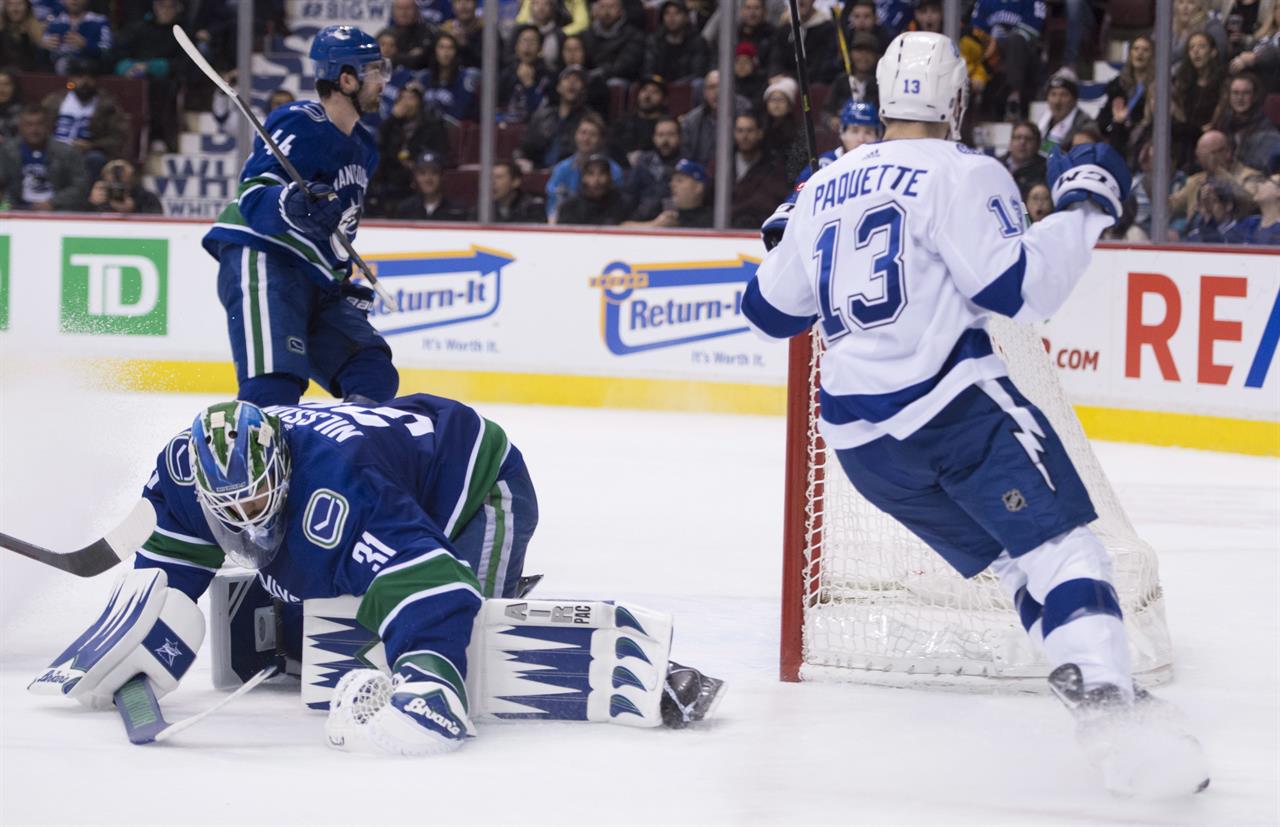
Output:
[{"xmin": 742, "ymin": 138, "xmax": 1113, "ymax": 449}]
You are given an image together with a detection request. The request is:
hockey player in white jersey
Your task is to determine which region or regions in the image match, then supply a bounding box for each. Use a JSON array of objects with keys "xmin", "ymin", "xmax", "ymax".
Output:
[{"xmin": 744, "ymin": 31, "xmax": 1208, "ymax": 797}]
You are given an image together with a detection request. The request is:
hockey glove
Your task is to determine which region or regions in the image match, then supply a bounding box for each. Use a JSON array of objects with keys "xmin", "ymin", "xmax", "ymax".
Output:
[
  {"xmin": 327, "ymin": 662, "xmax": 474, "ymax": 756},
  {"xmin": 1048, "ymin": 143, "xmax": 1132, "ymax": 221},
  {"xmin": 341, "ymin": 280, "xmax": 377, "ymax": 315},
  {"xmin": 279, "ymin": 181, "xmax": 344, "ymax": 238},
  {"xmin": 760, "ymin": 201, "xmax": 795, "ymax": 251}
]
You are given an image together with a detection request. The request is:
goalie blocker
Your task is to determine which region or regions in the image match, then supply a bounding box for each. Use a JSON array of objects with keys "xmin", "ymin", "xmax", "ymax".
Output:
[{"xmin": 208, "ymin": 571, "xmax": 724, "ymax": 737}]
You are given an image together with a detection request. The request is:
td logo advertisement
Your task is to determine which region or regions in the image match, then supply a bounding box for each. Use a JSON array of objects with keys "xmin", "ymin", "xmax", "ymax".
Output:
[{"xmin": 60, "ymin": 237, "xmax": 168, "ymax": 335}]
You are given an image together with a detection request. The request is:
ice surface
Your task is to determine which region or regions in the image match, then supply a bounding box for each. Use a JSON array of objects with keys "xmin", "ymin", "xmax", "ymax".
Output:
[{"xmin": 1, "ymin": 363, "xmax": 1277, "ymax": 826}]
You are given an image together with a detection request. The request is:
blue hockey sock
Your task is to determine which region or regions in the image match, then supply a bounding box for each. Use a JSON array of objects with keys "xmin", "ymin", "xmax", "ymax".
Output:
[
  {"xmin": 239, "ymin": 373, "xmax": 305, "ymax": 406},
  {"xmin": 331, "ymin": 349, "xmax": 398, "ymax": 403}
]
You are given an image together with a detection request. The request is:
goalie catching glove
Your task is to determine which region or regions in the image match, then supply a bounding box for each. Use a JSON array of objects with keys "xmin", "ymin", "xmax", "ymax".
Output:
[
  {"xmin": 326, "ymin": 656, "xmax": 475, "ymax": 756},
  {"xmin": 1048, "ymin": 143, "xmax": 1132, "ymax": 221}
]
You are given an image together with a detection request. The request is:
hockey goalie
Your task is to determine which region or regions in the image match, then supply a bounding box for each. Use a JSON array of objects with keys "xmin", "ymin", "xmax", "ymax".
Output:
[{"xmin": 26, "ymin": 395, "xmax": 724, "ymax": 753}]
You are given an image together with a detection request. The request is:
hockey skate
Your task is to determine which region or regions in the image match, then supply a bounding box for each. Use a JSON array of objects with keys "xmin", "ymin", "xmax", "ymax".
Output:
[
  {"xmin": 1048, "ymin": 664, "xmax": 1210, "ymax": 798},
  {"xmin": 660, "ymin": 662, "xmax": 726, "ymax": 729}
]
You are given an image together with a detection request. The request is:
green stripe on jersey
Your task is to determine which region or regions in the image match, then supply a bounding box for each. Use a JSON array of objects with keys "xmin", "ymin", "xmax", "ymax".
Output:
[
  {"xmin": 142, "ymin": 532, "xmax": 224, "ymax": 569},
  {"xmin": 212, "ymin": 202, "xmax": 342, "ymax": 281},
  {"xmin": 356, "ymin": 553, "xmax": 481, "ymax": 639},
  {"xmin": 450, "ymin": 418, "xmax": 510, "ymax": 541},
  {"xmin": 393, "ymin": 652, "xmax": 469, "ymax": 712},
  {"xmin": 482, "ymin": 483, "xmax": 508, "ymax": 597}
]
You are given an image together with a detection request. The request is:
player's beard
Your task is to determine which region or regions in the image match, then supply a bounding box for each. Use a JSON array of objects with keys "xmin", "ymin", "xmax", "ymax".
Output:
[{"xmin": 355, "ymin": 81, "xmax": 382, "ymax": 115}]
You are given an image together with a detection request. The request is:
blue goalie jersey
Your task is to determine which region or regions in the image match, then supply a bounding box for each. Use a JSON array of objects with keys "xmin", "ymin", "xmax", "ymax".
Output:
[
  {"xmin": 203, "ymin": 101, "xmax": 379, "ymax": 284},
  {"xmin": 133, "ymin": 395, "xmax": 515, "ymax": 674}
]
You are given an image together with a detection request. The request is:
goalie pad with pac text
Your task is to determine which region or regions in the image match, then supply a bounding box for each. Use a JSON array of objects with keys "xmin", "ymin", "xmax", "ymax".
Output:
[{"xmin": 29, "ymin": 568, "xmax": 205, "ymax": 709}]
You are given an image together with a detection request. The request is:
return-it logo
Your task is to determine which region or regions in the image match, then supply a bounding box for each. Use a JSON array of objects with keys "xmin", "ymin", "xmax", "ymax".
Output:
[
  {"xmin": 365, "ymin": 246, "xmax": 514, "ymax": 336},
  {"xmin": 589, "ymin": 256, "xmax": 760, "ymax": 355}
]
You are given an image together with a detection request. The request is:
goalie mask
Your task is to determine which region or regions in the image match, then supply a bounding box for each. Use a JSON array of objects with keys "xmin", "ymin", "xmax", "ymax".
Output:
[
  {"xmin": 190, "ymin": 401, "xmax": 291, "ymax": 569},
  {"xmin": 876, "ymin": 31, "xmax": 969, "ymax": 140}
]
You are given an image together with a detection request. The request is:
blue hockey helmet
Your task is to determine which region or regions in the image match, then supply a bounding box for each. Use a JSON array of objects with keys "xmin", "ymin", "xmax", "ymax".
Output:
[
  {"xmin": 310, "ymin": 25, "xmax": 387, "ymax": 82},
  {"xmin": 840, "ymin": 100, "xmax": 882, "ymax": 131},
  {"xmin": 190, "ymin": 401, "xmax": 291, "ymax": 569}
]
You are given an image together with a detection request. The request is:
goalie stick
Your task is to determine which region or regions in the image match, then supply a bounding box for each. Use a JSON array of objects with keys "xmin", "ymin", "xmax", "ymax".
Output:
[
  {"xmin": 0, "ymin": 499, "xmax": 156, "ymax": 577},
  {"xmin": 170, "ymin": 24, "xmax": 394, "ymax": 307},
  {"xmin": 115, "ymin": 665, "xmax": 278, "ymax": 745}
]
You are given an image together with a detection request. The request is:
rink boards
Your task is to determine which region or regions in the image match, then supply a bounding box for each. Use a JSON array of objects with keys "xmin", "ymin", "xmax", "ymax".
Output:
[{"xmin": 0, "ymin": 216, "xmax": 1275, "ymax": 456}]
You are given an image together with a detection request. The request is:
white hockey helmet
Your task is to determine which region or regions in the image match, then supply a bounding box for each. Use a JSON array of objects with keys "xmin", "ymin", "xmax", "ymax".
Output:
[{"xmin": 876, "ymin": 32, "xmax": 969, "ymax": 139}]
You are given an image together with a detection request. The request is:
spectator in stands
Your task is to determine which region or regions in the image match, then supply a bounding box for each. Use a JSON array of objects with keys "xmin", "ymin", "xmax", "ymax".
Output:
[
  {"xmin": 1000, "ymin": 120, "xmax": 1047, "ymax": 196},
  {"xmin": 679, "ymin": 68, "xmax": 749, "ymax": 166},
  {"xmin": 1183, "ymin": 176, "xmax": 1246, "ymax": 242},
  {"xmin": 518, "ymin": 64, "xmax": 596, "ymax": 169},
  {"xmin": 556, "ymin": 152, "xmax": 632, "ymax": 224},
  {"xmin": 582, "ymin": 0, "xmax": 644, "ymax": 82},
  {"xmin": 1236, "ymin": 171, "xmax": 1280, "ymax": 244},
  {"xmin": 733, "ymin": 41, "xmax": 766, "ymax": 105},
  {"xmin": 969, "ymin": 0, "xmax": 1044, "ymax": 121},
  {"xmin": 40, "ymin": 0, "xmax": 111, "ymax": 74},
  {"xmin": 546, "ymin": 112, "xmax": 623, "ymax": 218},
  {"xmin": 0, "ymin": 0, "xmax": 51, "ymax": 71},
  {"xmin": 824, "ymin": 30, "xmax": 880, "ymax": 127},
  {"xmin": 644, "ymin": 0, "xmax": 710, "ymax": 82},
  {"xmin": 728, "ymin": 111, "xmax": 789, "ymax": 228},
  {"xmin": 559, "ymin": 34, "xmax": 609, "ymax": 114},
  {"xmin": 625, "ymin": 114, "xmax": 681, "ymax": 219},
  {"xmin": 1069, "ymin": 123, "xmax": 1103, "ymax": 148},
  {"xmin": 518, "ymin": 0, "xmax": 572, "ymax": 69},
  {"xmin": 519, "ymin": 0, "xmax": 588, "ymax": 40},
  {"xmin": 1209, "ymin": 72, "xmax": 1280, "ymax": 171},
  {"xmin": 388, "ymin": 0, "xmax": 434, "ymax": 70},
  {"xmin": 1126, "ymin": 142, "xmax": 1188, "ymax": 240},
  {"xmin": 0, "ymin": 104, "xmax": 88, "ymax": 210},
  {"xmin": 1170, "ymin": 129, "xmax": 1260, "ymax": 224},
  {"xmin": 113, "ymin": 0, "xmax": 185, "ymax": 153},
  {"xmin": 762, "ymin": 76, "xmax": 799, "ymax": 161},
  {"xmin": 396, "ymin": 151, "xmax": 469, "ymax": 220},
  {"xmin": 500, "ymin": 25, "xmax": 552, "ymax": 123},
  {"xmin": 1173, "ymin": 0, "xmax": 1228, "ymax": 66},
  {"xmin": 769, "ymin": 0, "xmax": 836, "ymax": 82},
  {"xmin": 43, "ymin": 62, "xmax": 130, "ymax": 181},
  {"xmin": 1025, "ymin": 182, "xmax": 1052, "ymax": 224},
  {"xmin": 0, "ymin": 68, "xmax": 18, "ymax": 143},
  {"xmin": 1229, "ymin": 3, "xmax": 1280, "ymax": 91},
  {"xmin": 704, "ymin": 0, "xmax": 774, "ymax": 71},
  {"xmin": 491, "ymin": 160, "xmax": 547, "ymax": 222},
  {"xmin": 422, "ymin": 32, "xmax": 480, "ymax": 122},
  {"xmin": 370, "ymin": 85, "xmax": 449, "ymax": 217},
  {"xmin": 1172, "ymin": 31, "xmax": 1228, "ymax": 169},
  {"xmin": 442, "ymin": 0, "xmax": 483, "ymax": 68},
  {"xmin": 267, "ymin": 88, "xmax": 296, "ymax": 113},
  {"xmin": 1062, "ymin": 0, "xmax": 1104, "ymax": 77},
  {"xmin": 1097, "ymin": 36, "xmax": 1154, "ymax": 165},
  {"xmin": 87, "ymin": 157, "xmax": 161, "ymax": 214},
  {"xmin": 909, "ymin": 0, "xmax": 943, "ymax": 33},
  {"xmin": 420, "ymin": 0, "xmax": 456, "ymax": 26},
  {"xmin": 665, "ymin": 157, "xmax": 711, "ymax": 227},
  {"xmin": 612, "ymin": 74, "xmax": 668, "ymax": 161},
  {"xmin": 845, "ymin": 0, "xmax": 887, "ymax": 53},
  {"xmin": 1037, "ymin": 74, "xmax": 1090, "ymax": 156}
]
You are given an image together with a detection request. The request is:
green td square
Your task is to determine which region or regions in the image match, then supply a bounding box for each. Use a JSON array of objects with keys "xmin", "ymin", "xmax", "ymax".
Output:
[{"xmin": 61, "ymin": 237, "xmax": 168, "ymax": 335}]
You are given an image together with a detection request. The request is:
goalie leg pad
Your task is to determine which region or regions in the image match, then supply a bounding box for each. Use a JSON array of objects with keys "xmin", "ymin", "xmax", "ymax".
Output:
[{"xmin": 30, "ymin": 568, "xmax": 205, "ymax": 709}]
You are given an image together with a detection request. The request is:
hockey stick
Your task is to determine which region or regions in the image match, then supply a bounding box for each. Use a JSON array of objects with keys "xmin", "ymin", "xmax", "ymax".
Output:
[
  {"xmin": 171, "ymin": 25, "xmax": 394, "ymax": 307},
  {"xmin": 784, "ymin": 0, "xmax": 820, "ymax": 174},
  {"xmin": 0, "ymin": 500, "xmax": 155, "ymax": 578},
  {"xmin": 832, "ymin": 4, "xmax": 858, "ymax": 100},
  {"xmin": 115, "ymin": 665, "xmax": 278, "ymax": 745}
]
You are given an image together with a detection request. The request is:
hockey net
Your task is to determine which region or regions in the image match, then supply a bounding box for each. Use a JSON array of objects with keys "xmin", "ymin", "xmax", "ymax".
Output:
[{"xmin": 780, "ymin": 318, "xmax": 1173, "ymax": 689}]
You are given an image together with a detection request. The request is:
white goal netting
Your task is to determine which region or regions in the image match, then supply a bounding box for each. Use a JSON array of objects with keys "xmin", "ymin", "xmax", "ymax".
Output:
[{"xmin": 788, "ymin": 318, "xmax": 1173, "ymax": 689}]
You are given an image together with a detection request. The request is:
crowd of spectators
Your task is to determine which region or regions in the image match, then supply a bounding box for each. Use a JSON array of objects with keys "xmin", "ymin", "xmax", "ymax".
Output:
[{"xmin": 0, "ymin": 0, "xmax": 1277, "ymax": 245}]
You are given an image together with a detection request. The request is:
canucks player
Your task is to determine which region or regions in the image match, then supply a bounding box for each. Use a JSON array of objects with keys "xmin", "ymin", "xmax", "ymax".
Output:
[
  {"xmin": 792, "ymin": 101, "xmax": 883, "ymax": 193},
  {"xmin": 202, "ymin": 26, "xmax": 396, "ymax": 407},
  {"xmin": 746, "ymin": 32, "xmax": 1208, "ymax": 796},
  {"xmin": 32, "ymin": 396, "xmax": 722, "ymax": 751}
]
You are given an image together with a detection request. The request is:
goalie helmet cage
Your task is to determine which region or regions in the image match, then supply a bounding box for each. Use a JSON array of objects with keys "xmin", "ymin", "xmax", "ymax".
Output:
[{"xmin": 779, "ymin": 318, "xmax": 1174, "ymax": 689}]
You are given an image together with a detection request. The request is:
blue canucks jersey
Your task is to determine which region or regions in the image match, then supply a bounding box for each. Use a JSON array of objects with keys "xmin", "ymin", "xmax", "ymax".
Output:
[
  {"xmin": 203, "ymin": 101, "xmax": 379, "ymax": 284},
  {"xmin": 133, "ymin": 395, "xmax": 511, "ymax": 674},
  {"xmin": 970, "ymin": 0, "xmax": 1046, "ymax": 38}
]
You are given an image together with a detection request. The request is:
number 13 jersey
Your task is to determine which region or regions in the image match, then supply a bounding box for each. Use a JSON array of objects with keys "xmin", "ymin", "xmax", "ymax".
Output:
[{"xmin": 743, "ymin": 138, "xmax": 1114, "ymax": 449}]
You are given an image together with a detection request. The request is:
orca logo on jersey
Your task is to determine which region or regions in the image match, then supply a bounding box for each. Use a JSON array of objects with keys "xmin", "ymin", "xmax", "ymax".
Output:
[{"xmin": 590, "ymin": 256, "xmax": 761, "ymax": 356}]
